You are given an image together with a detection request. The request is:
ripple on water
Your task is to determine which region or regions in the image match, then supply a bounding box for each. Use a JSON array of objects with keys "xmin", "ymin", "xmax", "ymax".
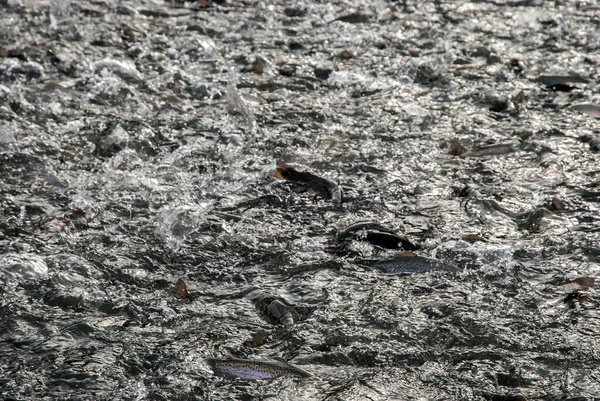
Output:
[{"xmin": 0, "ymin": 253, "xmax": 48, "ymax": 281}]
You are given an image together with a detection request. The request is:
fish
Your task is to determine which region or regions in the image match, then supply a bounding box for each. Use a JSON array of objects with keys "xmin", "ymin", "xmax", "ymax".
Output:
[
  {"xmin": 533, "ymin": 74, "xmax": 589, "ymax": 92},
  {"xmin": 336, "ymin": 222, "xmax": 418, "ymax": 251},
  {"xmin": 365, "ymin": 231, "xmax": 419, "ymax": 251},
  {"xmin": 254, "ymin": 295, "xmax": 297, "ymax": 328},
  {"xmin": 480, "ymin": 393, "xmax": 528, "ymax": 401},
  {"xmin": 449, "ymin": 138, "xmax": 516, "ymax": 158},
  {"xmin": 361, "ymin": 252, "xmax": 452, "ymax": 275},
  {"xmin": 571, "ymin": 103, "xmax": 600, "ymax": 118},
  {"xmin": 336, "ymin": 222, "xmax": 394, "ymax": 241},
  {"xmin": 449, "ymin": 138, "xmax": 467, "ymax": 156},
  {"xmin": 207, "ymin": 358, "xmax": 312, "ymax": 380},
  {"xmin": 272, "ymin": 161, "xmax": 342, "ymax": 204},
  {"xmin": 534, "ymin": 74, "xmax": 589, "ymax": 86},
  {"xmin": 330, "ymin": 12, "xmax": 369, "ymax": 24},
  {"xmin": 461, "ymin": 143, "xmax": 516, "ymax": 158}
]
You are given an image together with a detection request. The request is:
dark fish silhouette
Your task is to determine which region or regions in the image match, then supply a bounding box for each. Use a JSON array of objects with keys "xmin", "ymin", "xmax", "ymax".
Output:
[
  {"xmin": 480, "ymin": 393, "xmax": 528, "ymax": 401},
  {"xmin": 364, "ymin": 231, "xmax": 418, "ymax": 251},
  {"xmin": 272, "ymin": 161, "xmax": 341, "ymax": 204},
  {"xmin": 330, "ymin": 12, "xmax": 369, "ymax": 24},
  {"xmin": 534, "ymin": 74, "xmax": 589, "ymax": 86},
  {"xmin": 207, "ymin": 358, "xmax": 311, "ymax": 380},
  {"xmin": 336, "ymin": 222, "xmax": 392, "ymax": 240},
  {"xmin": 534, "ymin": 74, "xmax": 589, "ymax": 92},
  {"xmin": 362, "ymin": 252, "xmax": 452, "ymax": 275},
  {"xmin": 335, "ymin": 222, "xmax": 418, "ymax": 251}
]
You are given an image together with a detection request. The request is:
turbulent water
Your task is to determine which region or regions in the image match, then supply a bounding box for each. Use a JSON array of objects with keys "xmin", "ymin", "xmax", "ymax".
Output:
[{"xmin": 1, "ymin": 0, "xmax": 600, "ymax": 400}]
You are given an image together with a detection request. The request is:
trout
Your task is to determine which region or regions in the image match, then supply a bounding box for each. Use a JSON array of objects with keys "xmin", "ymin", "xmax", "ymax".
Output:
[
  {"xmin": 534, "ymin": 74, "xmax": 589, "ymax": 86},
  {"xmin": 335, "ymin": 222, "xmax": 418, "ymax": 251},
  {"xmin": 450, "ymin": 138, "xmax": 516, "ymax": 158},
  {"xmin": 272, "ymin": 161, "xmax": 342, "ymax": 204},
  {"xmin": 207, "ymin": 358, "xmax": 312, "ymax": 380},
  {"xmin": 362, "ymin": 252, "xmax": 452, "ymax": 275}
]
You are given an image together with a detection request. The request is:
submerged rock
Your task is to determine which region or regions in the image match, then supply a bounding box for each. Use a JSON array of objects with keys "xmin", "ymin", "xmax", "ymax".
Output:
[
  {"xmin": 252, "ymin": 293, "xmax": 297, "ymax": 328},
  {"xmin": 92, "ymin": 58, "xmax": 142, "ymax": 82}
]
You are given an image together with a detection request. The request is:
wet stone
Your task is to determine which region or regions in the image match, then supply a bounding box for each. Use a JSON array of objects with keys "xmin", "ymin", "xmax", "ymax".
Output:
[
  {"xmin": 314, "ymin": 67, "xmax": 333, "ymax": 80},
  {"xmin": 254, "ymin": 295, "xmax": 296, "ymax": 328},
  {"xmin": 283, "ymin": 7, "xmax": 306, "ymax": 17},
  {"xmin": 18, "ymin": 61, "xmax": 45, "ymax": 79},
  {"xmin": 245, "ymin": 330, "xmax": 270, "ymax": 348},
  {"xmin": 402, "ymin": 103, "xmax": 433, "ymax": 131},
  {"xmin": 96, "ymin": 124, "xmax": 130, "ymax": 157}
]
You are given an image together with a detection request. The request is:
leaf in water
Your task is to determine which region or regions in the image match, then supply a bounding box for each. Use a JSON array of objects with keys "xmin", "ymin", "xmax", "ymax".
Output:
[
  {"xmin": 449, "ymin": 138, "xmax": 467, "ymax": 156},
  {"xmin": 174, "ymin": 278, "xmax": 189, "ymax": 298},
  {"xmin": 462, "ymin": 234, "xmax": 487, "ymax": 243},
  {"xmin": 365, "ymin": 231, "xmax": 419, "ymax": 251},
  {"xmin": 246, "ymin": 330, "xmax": 270, "ymax": 348},
  {"xmin": 513, "ymin": 89, "xmax": 525, "ymax": 109}
]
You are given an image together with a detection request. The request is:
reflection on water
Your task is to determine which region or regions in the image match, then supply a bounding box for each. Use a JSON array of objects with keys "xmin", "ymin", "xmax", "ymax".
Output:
[{"xmin": 1, "ymin": 0, "xmax": 599, "ymax": 400}]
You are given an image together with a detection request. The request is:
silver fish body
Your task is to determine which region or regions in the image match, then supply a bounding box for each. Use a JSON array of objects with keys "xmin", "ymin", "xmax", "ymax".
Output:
[
  {"xmin": 463, "ymin": 143, "xmax": 516, "ymax": 158},
  {"xmin": 207, "ymin": 358, "xmax": 312, "ymax": 380},
  {"xmin": 363, "ymin": 255, "xmax": 452, "ymax": 275}
]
